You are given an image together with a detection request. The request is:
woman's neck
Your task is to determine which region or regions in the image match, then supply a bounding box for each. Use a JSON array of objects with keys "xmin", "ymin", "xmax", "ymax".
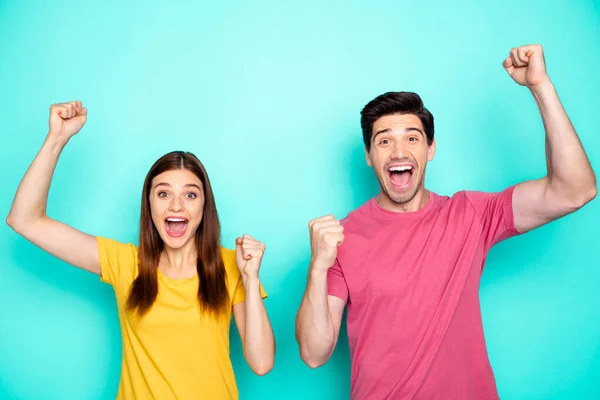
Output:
[{"xmin": 160, "ymin": 239, "xmax": 197, "ymax": 270}]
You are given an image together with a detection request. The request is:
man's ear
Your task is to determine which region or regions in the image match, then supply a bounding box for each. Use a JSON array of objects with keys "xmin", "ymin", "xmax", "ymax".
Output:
[{"xmin": 427, "ymin": 139, "xmax": 436, "ymax": 162}]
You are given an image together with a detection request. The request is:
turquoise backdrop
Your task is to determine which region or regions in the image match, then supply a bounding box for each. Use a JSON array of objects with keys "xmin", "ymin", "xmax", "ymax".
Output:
[{"xmin": 1, "ymin": 1, "xmax": 599, "ymax": 399}]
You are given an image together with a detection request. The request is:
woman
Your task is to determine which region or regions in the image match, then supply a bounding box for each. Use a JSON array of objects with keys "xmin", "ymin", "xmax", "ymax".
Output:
[{"xmin": 6, "ymin": 101, "xmax": 275, "ymax": 399}]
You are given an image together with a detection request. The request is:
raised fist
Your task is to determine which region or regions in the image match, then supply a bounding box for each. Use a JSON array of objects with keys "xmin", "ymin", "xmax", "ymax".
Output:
[
  {"xmin": 308, "ymin": 215, "xmax": 344, "ymax": 271},
  {"xmin": 236, "ymin": 234, "xmax": 266, "ymax": 280},
  {"xmin": 48, "ymin": 101, "xmax": 87, "ymax": 139},
  {"xmin": 502, "ymin": 44, "xmax": 550, "ymax": 88}
]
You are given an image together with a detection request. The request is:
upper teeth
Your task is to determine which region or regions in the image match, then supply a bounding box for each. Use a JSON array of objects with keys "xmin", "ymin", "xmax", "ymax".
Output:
[
  {"xmin": 389, "ymin": 165, "xmax": 412, "ymax": 172},
  {"xmin": 167, "ymin": 218, "xmax": 186, "ymax": 222}
]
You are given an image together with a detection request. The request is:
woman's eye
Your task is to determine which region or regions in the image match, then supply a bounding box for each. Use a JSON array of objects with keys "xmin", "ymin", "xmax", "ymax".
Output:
[
  {"xmin": 158, "ymin": 191, "xmax": 169, "ymax": 198},
  {"xmin": 186, "ymin": 192, "xmax": 197, "ymax": 199}
]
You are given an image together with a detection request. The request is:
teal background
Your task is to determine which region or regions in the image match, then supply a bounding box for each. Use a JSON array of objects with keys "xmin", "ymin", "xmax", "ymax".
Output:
[{"xmin": 1, "ymin": 0, "xmax": 599, "ymax": 399}]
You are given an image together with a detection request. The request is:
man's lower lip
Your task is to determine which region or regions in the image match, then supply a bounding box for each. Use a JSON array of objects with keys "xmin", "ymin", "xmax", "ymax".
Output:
[
  {"xmin": 391, "ymin": 183, "xmax": 411, "ymax": 190},
  {"xmin": 388, "ymin": 175, "xmax": 414, "ymax": 190}
]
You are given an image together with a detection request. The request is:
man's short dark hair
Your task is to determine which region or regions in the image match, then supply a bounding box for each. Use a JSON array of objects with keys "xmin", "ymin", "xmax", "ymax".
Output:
[{"xmin": 360, "ymin": 92, "xmax": 434, "ymax": 151}]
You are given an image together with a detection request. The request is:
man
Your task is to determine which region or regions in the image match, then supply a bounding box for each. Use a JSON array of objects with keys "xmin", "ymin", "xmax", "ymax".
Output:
[{"xmin": 295, "ymin": 44, "xmax": 596, "ymax": 399}]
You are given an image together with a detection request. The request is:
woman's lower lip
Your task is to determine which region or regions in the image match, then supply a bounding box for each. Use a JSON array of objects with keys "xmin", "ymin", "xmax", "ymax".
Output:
[
  {"xmin": 166, "ymin": 230, "xmax": 186, "ymax": 238},
  {"xmin": 165, "ymin": 222, "xmax": 188, "ymax": 238}
]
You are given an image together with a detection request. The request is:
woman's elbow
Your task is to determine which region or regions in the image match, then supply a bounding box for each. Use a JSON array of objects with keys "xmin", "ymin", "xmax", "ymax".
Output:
[
  {"xmin": 251, "ymin": 359, "xmax": 274, "ymax": 376},
  {"xmin": 6, "ymin": 213, "xmax": 24, "ymax": 234}
]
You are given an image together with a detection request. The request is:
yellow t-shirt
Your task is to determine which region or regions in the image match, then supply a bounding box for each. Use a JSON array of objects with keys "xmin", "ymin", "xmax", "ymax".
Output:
[{"xmin": 97, "ymin": 237, "xmax": 267, "ymax": 400}]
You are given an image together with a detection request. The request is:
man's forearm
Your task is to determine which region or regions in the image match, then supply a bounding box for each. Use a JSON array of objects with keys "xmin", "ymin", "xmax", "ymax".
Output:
[
  {"xmin": 296, "ymin": 268, "xmax": 336, "ymax": 367},
  {"xmin": 532, "ymin": 81, "xmax": 596, "ymax": 204}
]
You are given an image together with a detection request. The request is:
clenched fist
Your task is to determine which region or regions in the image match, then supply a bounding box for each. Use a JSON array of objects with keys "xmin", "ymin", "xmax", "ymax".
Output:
[
  {"xmin": 48, "ymin": 101, "xmax": 87, "ymax": 140},
  {"xmin": 236, "ymin": 234, "xmax": 266, "ymax": 280},
  {"xmin": 502, "ymin": 44, "xmax": 550, "ymax": 88},
  {"xmin": 308, "ymin": 215, "xmax": 344, "ymax": 271}
]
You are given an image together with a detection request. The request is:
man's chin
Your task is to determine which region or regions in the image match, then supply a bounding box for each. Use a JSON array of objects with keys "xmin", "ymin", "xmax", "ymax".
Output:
[
  {"xmin": 390, "ymin": 192, "xmax": 417, "ymax": 205},
  {"xmin": 382, "ymin": 183, "xmax": 420, "ymax": 205}
]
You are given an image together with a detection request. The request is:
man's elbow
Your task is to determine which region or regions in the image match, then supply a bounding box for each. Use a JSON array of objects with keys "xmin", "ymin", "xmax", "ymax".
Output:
[
  {"xmin": 586, "ymin": 183, "xmax": 598, "ymax": 203},
  {"xmin": 299, "ymin": 347, "xmax": 329, "ymax": 369},
  {"xmin": 554, "ymin": 179, "xmax": 597, "ymax": 213},
  {"xmin": 572, "ymin": 181, "xmax": 597, "ymax": 210}
]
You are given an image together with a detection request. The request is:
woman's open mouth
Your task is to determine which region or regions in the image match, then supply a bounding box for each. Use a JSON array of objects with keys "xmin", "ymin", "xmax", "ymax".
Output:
[{"xmin": 165, "ymin": 217, "xmax": 189, "ymax": 238}]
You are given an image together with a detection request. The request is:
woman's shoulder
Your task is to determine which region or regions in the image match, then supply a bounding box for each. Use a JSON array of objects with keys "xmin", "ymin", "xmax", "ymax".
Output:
[
  {"xmin": 220, "ymin": 247, "xmax": 237, "ymax": 270},
  {"xmin": 97, "ymin": 237, "xmax": 139, "ymax": 286},
  {"xmin": 98, "ymin": 237, "xmax": 139, "ymax": 260}
]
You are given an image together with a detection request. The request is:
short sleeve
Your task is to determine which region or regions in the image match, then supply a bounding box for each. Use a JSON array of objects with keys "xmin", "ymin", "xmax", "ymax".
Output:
[
  {"xmin": 232, "ymin": 277, "xmax": 268, "ymax": 306},
  {"xmin": 327, "ymin": 258, "xmax": 348, "ymax": 303},
  {"xmin": 464, "ymin": 186, "xmax": 521, "ymax": 252},
  {"xmin": 97, "ymin": 237, "xmax": 138, "ymax": 286}
]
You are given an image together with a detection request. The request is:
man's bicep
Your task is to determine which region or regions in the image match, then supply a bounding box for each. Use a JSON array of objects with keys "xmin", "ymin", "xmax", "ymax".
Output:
[{"xmin": 513, "ymin": 178, "xmax": 567, "ymax": 233}]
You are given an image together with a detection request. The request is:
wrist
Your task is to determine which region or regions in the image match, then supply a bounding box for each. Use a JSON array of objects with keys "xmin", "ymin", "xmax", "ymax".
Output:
[
  {"xmin": 242, "ymin": 274, "xmax": 260, "ymax": 287},
  {"xmin": 528, "ymin": 78, "xmax": 554, "ymax": 94},
  {"xmin": 45, "ymin": 132, "xmax": 70, "ymax": 147},
  {"xmin": 309, "ymin": 255, "xmax": 333, "ymax": 271},
  {"xmin": 43, "ymin": 133, "xmax": 70, "ymax": 156},
  {"xmin": 309, "ymin": 264, "xmax": 329, "ymax": 276}
]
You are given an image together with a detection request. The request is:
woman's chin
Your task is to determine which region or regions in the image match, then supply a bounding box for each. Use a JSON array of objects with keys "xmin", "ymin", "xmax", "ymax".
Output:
[{"xmin": 160, "ymin": 232, "xmax": 191, "ymax": 249}]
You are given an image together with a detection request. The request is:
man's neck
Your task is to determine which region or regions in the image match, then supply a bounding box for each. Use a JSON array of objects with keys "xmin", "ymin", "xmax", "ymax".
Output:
[{"xmin": 377, "ymin": 189, "xmax": 430, "ymax": 213}]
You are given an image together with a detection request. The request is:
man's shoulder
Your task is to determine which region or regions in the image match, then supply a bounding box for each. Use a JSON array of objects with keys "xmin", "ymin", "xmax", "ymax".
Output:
[{"xmin": 339, "ymin": 198, "xmax": 373, "ymax": 227}]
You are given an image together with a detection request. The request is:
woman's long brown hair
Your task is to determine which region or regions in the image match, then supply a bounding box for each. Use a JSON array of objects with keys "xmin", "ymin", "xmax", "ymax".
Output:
[{"xmin": 126, "ymin": 151, "xmax": 228, "ymax": 318}]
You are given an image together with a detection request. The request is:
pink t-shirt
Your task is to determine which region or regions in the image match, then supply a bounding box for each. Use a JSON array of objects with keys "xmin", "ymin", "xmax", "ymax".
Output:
[{"xmin": 328, "ymin": 187, "xmax": 520, "ymax": 399}]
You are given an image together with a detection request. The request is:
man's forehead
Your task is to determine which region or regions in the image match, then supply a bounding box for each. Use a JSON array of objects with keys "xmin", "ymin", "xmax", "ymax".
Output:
[{"xmin": 373, "ymin": 114, "xmax": 424, "ymax": 133}]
